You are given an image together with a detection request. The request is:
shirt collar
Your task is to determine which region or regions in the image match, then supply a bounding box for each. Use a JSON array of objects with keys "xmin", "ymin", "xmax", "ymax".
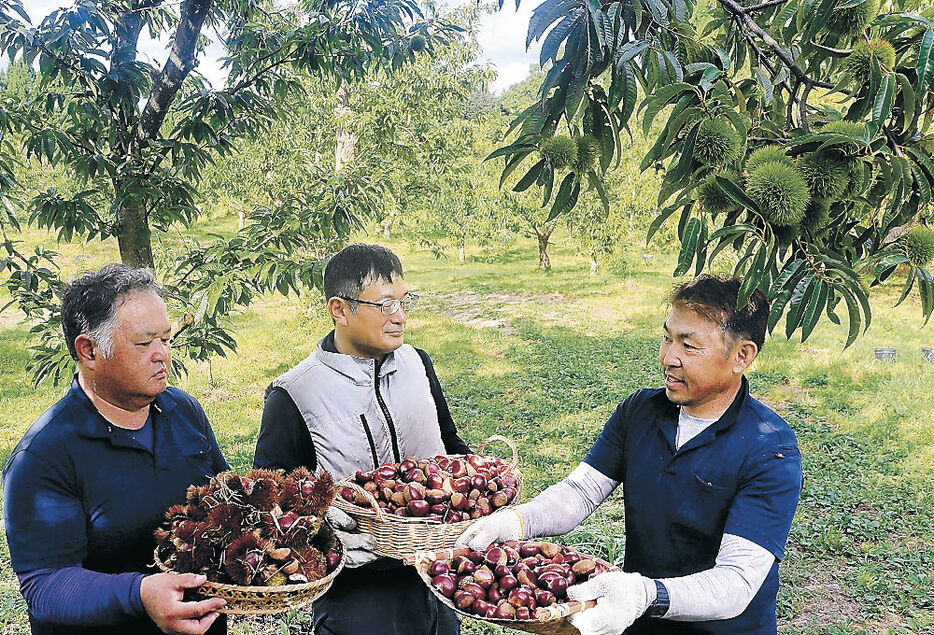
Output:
[
  {"xmin": 315, "ymin": 330, "xmax": 398, "ymax": 385},
  {"xmin": 651, "ymin": 375, "xmax": 750, "ymax": 453},
  {"xmin": 71, "ymin": 375, "xmax": 176, "ymax": 439}
]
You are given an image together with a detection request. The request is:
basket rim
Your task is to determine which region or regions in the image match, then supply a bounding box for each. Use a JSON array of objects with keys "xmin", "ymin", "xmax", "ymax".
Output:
[{"xmin": 412, "ymin": 543, "xmax": 619, "ymax": 625}]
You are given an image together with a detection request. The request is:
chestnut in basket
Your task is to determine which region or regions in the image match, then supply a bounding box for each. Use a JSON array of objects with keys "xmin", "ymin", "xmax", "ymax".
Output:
[
  {"xmin": 340, "ymin": 454, "xmax": 518, "ymax": 522},
  {"xmin": 427, "ymin": 541, "xmax": 607, "ymax": 621}
]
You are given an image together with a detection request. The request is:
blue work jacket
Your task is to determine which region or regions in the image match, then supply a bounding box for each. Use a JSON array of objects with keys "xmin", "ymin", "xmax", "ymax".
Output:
[
  {"xmin": 3, "ymin": 378, "xmax": 228, "ymax": 635},
  {"xmin": 584, "ymin": 377, "xmax": 802, "ymax": 634}
]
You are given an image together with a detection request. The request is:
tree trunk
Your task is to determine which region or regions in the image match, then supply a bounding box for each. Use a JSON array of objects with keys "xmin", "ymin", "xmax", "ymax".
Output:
[
  {"xmin": 335, "ymin": 81, "xmax": 357, "ymax": 172},
  {"xmin": 537, "ymin": 229, "xmax": 552, "ymax": 270},
  {"xmin": 458, "ymin": 245, "xmax": 465, "ymax": 262},
  {"xmin": 590, "ymin": 254, "xmax": 598, "ymax": 276},
  {"xmin": 117, "ymin": 203, "xmax": 155, "ymax": 268}
]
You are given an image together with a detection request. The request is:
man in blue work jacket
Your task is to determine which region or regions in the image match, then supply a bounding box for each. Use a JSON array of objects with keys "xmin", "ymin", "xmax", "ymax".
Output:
[
  {"xmin": 4, "ymin": 264, "xmax": 229, "ymax": 635},
  {"xmin": 459, "ymin": 274, "xmax": 803, "ymax": 634}
]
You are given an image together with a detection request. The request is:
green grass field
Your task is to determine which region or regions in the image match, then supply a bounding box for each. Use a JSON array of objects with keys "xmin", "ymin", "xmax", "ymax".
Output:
[{"xmin": 1, "ymin": 223, "xmax": 932, "ymax": 634}]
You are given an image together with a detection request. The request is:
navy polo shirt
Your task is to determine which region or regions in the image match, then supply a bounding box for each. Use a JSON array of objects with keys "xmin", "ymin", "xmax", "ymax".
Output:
[
  {"xmin": 584, "ymin": 377, "xmax": 802, "ymax": 634},
  {"xmin": 3, "ymin": 379, "xmax": 229, "ymax": 635}
]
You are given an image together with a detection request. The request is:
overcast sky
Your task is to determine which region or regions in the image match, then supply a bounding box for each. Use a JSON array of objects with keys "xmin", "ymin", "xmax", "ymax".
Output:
[{"xmin": 24, "ymin": 0, "xmax": 540, "ymax": 94}]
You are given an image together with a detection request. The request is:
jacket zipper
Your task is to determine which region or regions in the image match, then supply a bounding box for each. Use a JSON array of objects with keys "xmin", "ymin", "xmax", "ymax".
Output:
[
  {"xmin": 374, "ymin": 366, "xmax": 401, "ymax": 463},
  {"xmin": 359, "ymin": 414, "xmax": 379, "ymax": 469}
]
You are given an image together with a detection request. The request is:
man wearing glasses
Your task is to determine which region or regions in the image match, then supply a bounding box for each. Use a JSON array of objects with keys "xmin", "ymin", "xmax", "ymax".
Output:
[{"xmin": 254, "ymin": 243, "xmax": 469, "ymax": 635}]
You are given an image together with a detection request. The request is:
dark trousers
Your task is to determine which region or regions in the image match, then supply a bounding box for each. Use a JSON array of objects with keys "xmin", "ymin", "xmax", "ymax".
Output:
[{"xmin": 312, "ymin": 564, "xmax": 459, "ymax": 635}]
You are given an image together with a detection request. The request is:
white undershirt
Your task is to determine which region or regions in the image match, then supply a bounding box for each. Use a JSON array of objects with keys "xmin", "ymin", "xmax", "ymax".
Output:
[{"xmin": 676, "ymin": 408, "xmax": 719, "ymax": 450}]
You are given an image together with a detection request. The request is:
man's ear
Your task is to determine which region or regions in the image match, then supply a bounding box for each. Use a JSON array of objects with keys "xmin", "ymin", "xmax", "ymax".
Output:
[
  {"xmin": 733, "ymin": 339, "xmax": 758, "ymax": 374},
  {"xmin": 74, "ymin": 335, "xmax": 96, "ymax": 368},
  {"xmin": 327, "ymin": 297, "xmax": 350, "ymax": 326}
]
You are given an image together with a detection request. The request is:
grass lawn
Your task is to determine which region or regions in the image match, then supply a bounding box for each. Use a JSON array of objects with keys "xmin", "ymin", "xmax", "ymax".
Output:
[{"xmin": 1, "ymin": 222, "xmax": 932, "ymax": 634}]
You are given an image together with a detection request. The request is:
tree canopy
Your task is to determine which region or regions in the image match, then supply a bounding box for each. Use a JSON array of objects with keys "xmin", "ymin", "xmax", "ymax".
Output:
[
  {"xmin": 494, "ymin": 0, "xmax": 934, "ymax": 345},
  {"xmin": 0, "ymin": 0, "xmax": 463, "ymax": 383}
]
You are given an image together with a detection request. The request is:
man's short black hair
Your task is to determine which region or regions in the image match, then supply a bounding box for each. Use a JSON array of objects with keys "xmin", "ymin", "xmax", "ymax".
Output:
[
  {"xmin": 323, "ymin": 243, "xmax": 404, "ymax": 303},
  {"xmin": 61, "ymin": 264, "xmax": 162, "ymax": 360},
  {"xmin": 668, "ymin": 274, "xmax": 769, "ymax": 351}
]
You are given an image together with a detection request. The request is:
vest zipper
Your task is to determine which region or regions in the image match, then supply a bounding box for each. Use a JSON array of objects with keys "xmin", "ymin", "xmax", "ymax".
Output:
[
  {"xmin": 374, "ymin": 366, "xmax": 401, "ymax": 463},
  {"xmin": 359, "ymin": 414, "xmax": 379, "ymax": 469}
]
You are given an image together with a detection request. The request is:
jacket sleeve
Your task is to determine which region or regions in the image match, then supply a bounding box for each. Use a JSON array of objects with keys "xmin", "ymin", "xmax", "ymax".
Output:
[
  {"xmin": 17, "ymin": 568, "xmax": 146, "ymax": 626},
  {"xmin": 254, "ymin": 387, "xmax": 317, "ymax": 472},
  {"xmin": 415, "ymin": 347, "xmax": 470, "ymax": 454},
  {"xmin": 4, "ymin": 451, "xmax": 146, "ymax": 625}
]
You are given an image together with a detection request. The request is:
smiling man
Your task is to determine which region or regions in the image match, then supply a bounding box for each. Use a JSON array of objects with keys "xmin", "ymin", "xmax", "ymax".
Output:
[
  {"xmin": 458, "ymin": 274, "xmax": 803, "ymax": 634},
  {"xmin": 253, "ymin": 243, "xmax": 469, "ymax": 635},
  {"xmin": 3, "ymin": 264, "xmax": 229, "ymax": 635}
]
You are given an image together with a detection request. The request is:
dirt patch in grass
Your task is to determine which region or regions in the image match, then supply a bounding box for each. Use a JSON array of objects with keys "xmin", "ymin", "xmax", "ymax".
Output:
[
  {"xmin": 423, "ymin": 291, "xmax": 565, "ymax": 336},
  {"xmin": 780, "ymin": 571, "xmax": 865, "ymax": 628}
]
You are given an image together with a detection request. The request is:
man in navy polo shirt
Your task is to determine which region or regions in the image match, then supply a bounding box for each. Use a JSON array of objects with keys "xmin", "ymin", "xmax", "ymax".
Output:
[
  {"xmin": 4, "ymin": 264, "xmax": 229, "ymax": 635},
  {"xmin": 459, "ymin": 274, "xmax": 803, "ymax": 634}
]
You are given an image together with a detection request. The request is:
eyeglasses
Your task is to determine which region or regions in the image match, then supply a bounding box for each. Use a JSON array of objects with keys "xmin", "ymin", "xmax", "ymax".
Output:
[{"xmin": 339, "ymin": 292, "xmax": 419, "ymax": 315}]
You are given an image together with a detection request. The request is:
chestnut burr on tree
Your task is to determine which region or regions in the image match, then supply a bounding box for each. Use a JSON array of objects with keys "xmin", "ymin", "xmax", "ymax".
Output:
[{"xmin": 493, "ymin": 0, "xmax": 934, "ymax": 345}]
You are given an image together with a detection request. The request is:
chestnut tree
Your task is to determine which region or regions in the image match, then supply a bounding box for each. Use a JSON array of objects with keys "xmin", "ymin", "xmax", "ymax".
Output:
[
  {"xmin": 494, "ymin": 0, "xmax": 934, "ymax": 345},
  {"xmin": 0, "ymin": 0, "xmax": 458, "ymax": 383}
]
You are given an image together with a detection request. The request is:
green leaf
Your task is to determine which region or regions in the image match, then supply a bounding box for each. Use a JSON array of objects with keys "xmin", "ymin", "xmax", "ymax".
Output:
[
  {"xmin": 513, "ymin": 159, "xmax": 546, "ymax": 192},
  {"xmin": 800, "ymin": 279, "xmax": 828, "ymax": 342},
  {"xmin": 785, "ymin": 273, "xmax": 816, "ymax": 339},
  {"xmin": 768, "ymin": 260, "xmax": 808, "ymax": 332},
  {"xmin": 837, "ymin": 285, "xmax": 862, "ymax": 349},
  {"xmin": 646, "ymin": 202, "xmax": 686, "ymax": 245},
  {"xmin": 917, "ymin": 268, "xmax": 934, "ymax": 325},
  {"xmin": 547, "ymin": 173, "xmax": 577, "ymax": 221},
  {"xmin": 738, "ymin": 241, "xmax": 768, "ymax": 308},
  {"xmin": 871, "ymin": 74, "xmax": 895, "ymax": 129},
  {"xmin": 674, "ymin": 217, "xmax": 701, "ymax": 277},
  {"xmin": 714, "ymin": 175, "xmax": 759, "ymax": 214},
  {"xmin": 916, "ymin": 29, "xmax": 934, "ymax": 97},
  {"xmin": 486, "ymin": 142, "xmax": 536, "ymax": 161},
  {"xmin": 895, "ymin": 74, "xmax": 916, "ymax": 136},
  {"xmin": 695, "ymin": 215, "xmax": 708, "ymax": 276}
]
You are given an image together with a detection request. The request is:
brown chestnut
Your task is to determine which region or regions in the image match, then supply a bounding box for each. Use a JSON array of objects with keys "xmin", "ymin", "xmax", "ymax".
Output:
[
  {"xmin": 407, "ymin": 500, "xmax": 429, "ymax": 516},
  {"xmin": 432, "ymin": 574, "xmax": 456, "ymax": 597},
  {"xmin": 428, "ymin": 560, "xmax": 449, "ymax": 576},
  {"xmin": 453, "ymin": 590, "xmax": 475, "ymax": 611},
  {"xmin": 493, "ymin": 602, "xmax": 515, "ymax": 619},
  {"xmin": 484, "ymin": 547, "xmax": 508, "ymax": 568},
  {"xmin": 473, "ymin": 567, "xmax": 495, "ymax": 589},
  {"xmin": 533, "ymin": 588, "xmax": 556, "ymax": 607}
]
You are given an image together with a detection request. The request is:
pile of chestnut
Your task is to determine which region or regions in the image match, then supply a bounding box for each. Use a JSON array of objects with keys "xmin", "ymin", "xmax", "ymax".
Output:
[
  {"xmin": 338, "ymin": 454, "xmax": 519, "ymax": 522},
  {"xmin": 428, "ymin": 541, "xmax": 605, "ymax": 621}
]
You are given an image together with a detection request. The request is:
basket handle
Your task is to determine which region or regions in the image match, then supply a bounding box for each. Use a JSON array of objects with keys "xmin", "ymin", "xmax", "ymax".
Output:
[
  {"xmin": 341, "ymin": 480, "xmax": 386, "ymax": 521},
  {"xmin": 477, "ymin": 435, "xmax": 519, "ymax": 469}
]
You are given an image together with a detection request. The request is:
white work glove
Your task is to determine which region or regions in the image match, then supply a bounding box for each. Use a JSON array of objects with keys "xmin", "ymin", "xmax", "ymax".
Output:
[
  {"xmin": 567, "ymin": 571, "xmax": 649, "ymax": 635},
  {"xmin": 454, "ymin": 509, "xmax": 523, "ymax": 551},
  {"xmin": 326, "ymin": 506, "xmax": 379, "ymax": 568}
]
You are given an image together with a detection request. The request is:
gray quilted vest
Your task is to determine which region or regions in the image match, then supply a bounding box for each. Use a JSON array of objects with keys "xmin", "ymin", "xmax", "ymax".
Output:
[{"xmin": 268, "ymin": 339, "xmax": 445, "ymax": 479}]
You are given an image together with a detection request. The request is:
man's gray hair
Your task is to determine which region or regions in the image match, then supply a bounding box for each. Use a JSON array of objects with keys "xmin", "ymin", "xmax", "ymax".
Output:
[{"xmin": 61, "ymin": 264, "xmax": 163, "ymax": 360}]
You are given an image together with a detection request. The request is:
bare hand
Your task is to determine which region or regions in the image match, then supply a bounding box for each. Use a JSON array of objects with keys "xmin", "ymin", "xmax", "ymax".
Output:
[{"xmin": 140, "ymin": 573, "xmax": 225, "ymax": 635}]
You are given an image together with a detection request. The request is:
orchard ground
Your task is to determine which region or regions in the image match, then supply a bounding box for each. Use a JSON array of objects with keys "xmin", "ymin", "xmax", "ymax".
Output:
[{"xmin": 1, "ymin": 220, "xmax": 932, "ymax": 634}]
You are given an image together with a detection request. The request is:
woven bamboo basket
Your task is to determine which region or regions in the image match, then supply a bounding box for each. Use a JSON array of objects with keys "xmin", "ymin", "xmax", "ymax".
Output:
[
  {"xmin": 413, "ymin": 545, "xmax": 618, "ymax": 635},
  {"xmin": 153, "ymin": 522, "xmax": 346, "ymax": 615},
  {"xmin": 332, "ymin": 435, "xmax": 523, "ymax": 560}
]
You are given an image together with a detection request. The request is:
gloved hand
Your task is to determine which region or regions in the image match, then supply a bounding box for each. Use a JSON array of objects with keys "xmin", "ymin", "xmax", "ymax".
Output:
[
  {"xmin": 325, "ymin": 506, "xmax": 379, "ymax": 568},
  {"xmin": 454, "ymin": 509, "xmax": 522, "ymax": 551},
  {"xmin": 567, "ymin": 571, "xmax": 649, "ymax": 635}
]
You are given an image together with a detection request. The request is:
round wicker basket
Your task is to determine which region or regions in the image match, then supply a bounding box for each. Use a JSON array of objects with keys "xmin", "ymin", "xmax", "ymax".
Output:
[
  {"xmin": 332, "ymin": 435, "xmax": 524, "ymax": 561},
  {"xmin": 413, "ymin": 545, "xmax": 618, "ymax": 635},
  {"xmin": 153, "ymin": 523, "xmax": 345, "ymax": 615}
]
